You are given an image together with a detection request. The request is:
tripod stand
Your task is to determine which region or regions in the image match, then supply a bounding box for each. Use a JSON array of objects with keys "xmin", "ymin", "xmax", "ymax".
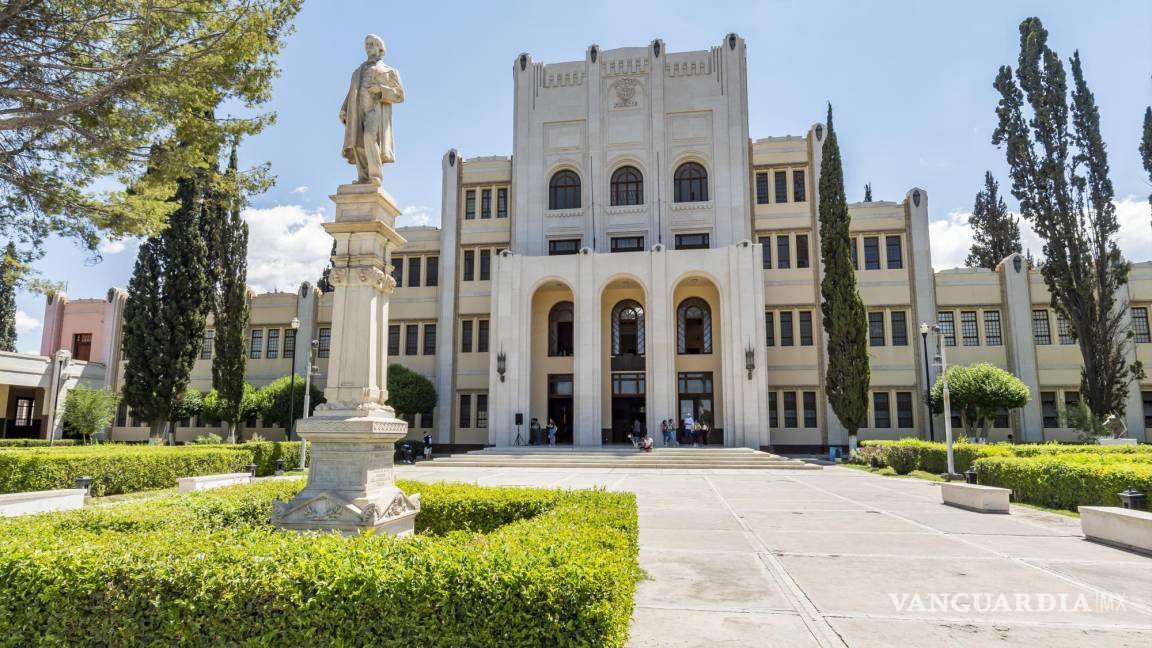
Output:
[{"xmin": 514, "ymin": 422, "xmax": 525, "ymax": 446}]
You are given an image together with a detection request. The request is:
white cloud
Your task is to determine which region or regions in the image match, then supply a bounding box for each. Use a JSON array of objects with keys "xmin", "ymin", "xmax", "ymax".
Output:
[
  {"xmin": 290, "ymin": 186, "xmax": 309, "ymax": 194},
  {"xmin": 242, "ymin": 205, "xmax": 333, "ymax": 293},
  {"xmin": 929, "ymin": 196, "xmax": 1151, "ymax": 270},
  {"xmin": 15, "ymin": 310, "xmax": 40, "ymax": 334},
  {"xmin": 98, "ymin": 236, "xmax": 140, "ymax": 255},
  {"xmin": 397, "ymin": 205, "xmax": 436, "ymax": 228}
]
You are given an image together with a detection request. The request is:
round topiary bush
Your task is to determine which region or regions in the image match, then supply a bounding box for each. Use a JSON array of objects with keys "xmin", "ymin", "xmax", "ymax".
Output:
[{"xmin": 885, "ymin": 445, "xmax": 919, "ymax": 475}]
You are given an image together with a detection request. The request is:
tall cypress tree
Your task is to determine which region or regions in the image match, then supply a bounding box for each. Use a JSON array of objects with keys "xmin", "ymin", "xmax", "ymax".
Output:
[
  {"xmin": 122, "ymin": 175, "xmax": 211, "ymax": 442},
  {"xmin": 965, "ymin": 171, "xmax": 1022, "ymax": 269},
  {"xmin": 993, "ymin": 17, "xmax": 1139, "ymax": 418},
  {"xmin": 818, "ymin": 104, "xmax": 870, "ymax": 448},
  {"xmin": 1141, "ymin": 106, "xmax": 1151, "ymax": 217},
  {"xmin": 0, "ymin": 243, "xmax": 19, "ymax": 352},
  {"xmin": 210, "ymin": 146, "xmax": 250, "ymax": 443}
]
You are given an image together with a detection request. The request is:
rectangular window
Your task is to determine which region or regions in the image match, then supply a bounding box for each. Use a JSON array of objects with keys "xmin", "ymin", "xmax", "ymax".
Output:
[
  {"xmin": 479, "ymin": 249, "xmax": 491, "ymax": 281},
  {"xmin": 873, "ymin": 392, "xmax": 891, "ymax": 428},
  {"xmin": 768, "ymin": 391, "xmax": 778, "ymax": 427},
  {"xmin": 885, "ymin": 235, "xmax": 903, "ymax": 269},
  {"xmin": 480, "ymin": 188, "xmax": 491, "ymax": 219},
  {"xmin": 1032, "ymin": 310, "xmax": 1052, "ymax": 345},
  {"xmin": 610, "ymin": 236, "xmax": 644, "ymax": 253},
  {"xmin": 863, "ymin": 237, "xmax": 881, "ymax": 270},
  {"xmin": 799, "ymin": 311, "xmax": 813, "ymax": 346},
  {"xmin": 497, "ymin": 187, "xmax": 508, "ymax": 218},
  {"xmin": 388, "ymin": 324, "xmax": 401, "ymax": 356},
  {"xmin": 776, "ymin": 235, "xmax": 791, "ymax": 269},
  {"xmin": 891, "ymin": 311, "xmax": 908, "ymax": 346},
  {"xmin": 463, "ymin": 249, "xmax": 475, "ymax": 281},
  {"xmin": 423, "ymin": 323, "xmax": 436, "ymax": 356},
  {"xmin": 803, "ymin": 391, "xmax": 817, "ymax": 427},
  {"xmin": 993, "ymin": 407, "xmax": 1009, "ymax": 428},
  {"xmin": 674, "ymin": 233, "xmax": 709, "ymax": 250},
  {"xmin": 284, "ymin": 329, "xmax": 296, "ymax": 357},
  {"xmin": 477, "ymin": 319, "xmax": 489, "ymax": 353},
  {"xmin": 755, "ymin": 172, "xmax": 769, "ymax": 204},
  {"xmin": 71, "ymin": 333, "xmax": 92, "ymax": 362},
  {"xmin": 425, "ymin": 256, "xmax": 439, "ymax": 287},
  {"xmin": 765, "ymin": 311, "xmax": 775, "ymax": 346},
  {"xmin": 1063, "ymin": 390, "xmax": 1080, "ymax": 417},
  {"xmin": 984, "ymin": 311, "xmax": 1003, "ymax": 346},
  {"xmin": 780, "ymin": 311, "xmax": 794, "ymax": 346},
  {"xmin": 420, "ymin": 407, "xmax": 435, "ymax": 430},
  {"xmin": 896, "ymin": 392, "xmax": 914, "ymax": 428},
  {"xmin": 1143, "ymin": 391, "xmax": 1152, "ymax": 427},
  {"xmin": 249, "ymin": 329, "xmax": 263, "ymax": 359},
  {"xmin": 201, "ymin": 330, "xmax": 214, "ymax": 360},
  {"xmin": 868, "ymin": 312, "xmax": 886, "ymax": 346},
  {"xmin": 461, "ymin": 319, "xmax": 473, "ymax": 353},
  {"xmin": 317, "ymin": 328, "xmax": 331, "ymax": 358},
  {"xmin": 960, "ymin": 311, "xmax": 979, "ymax": 346},
  {"xmin": 458, "ymin": 394, "xmax": 471, "ymax": 428},
  {"xmin": 464, "ymin": 190, "xmax": 475, "ymax": 219},
  {"xmin": 115, "ymin": 402, "xmax": 128, "ymax": 427},
  {"xmin": 793, "ymin": 169, "xmax": 806, "ymax": 202},
  {"xmin": 392, "ymin": 256, "xmax": 404, "ymax": 287},
  {"xmin": 938, "ymin": 311, "xmax": 956, "ymax": 347},
  {"xmin": 1057, "ymin": 313, "xmax": 1075, "ymax": 345},
  {"xmin": 796, "ymin": 234, "xmax": 809, "ymax": 269},
  {"xmin": 266, "ymin": 328, "xmax": 280, "ymax": 359},
  {"xmin": 548, "ymin": 239, "xmax": 580, "ymax": 255},
  {"xmin": 407, "ymin": 257, "xmax": 421, "ymax": 287},
  {"xmin": 1133, "ymin": 308, "xmax": 1150, "ymax": 343},
  {"xmin": 405, "ymin": 324, "xmax": 419, "ymax": 355},
  {"xmin": 1041, "ymin": 391, "xmax": 1058, "ymax": 428},
  {"xmin": 759, "ymin": 236, "xmax": 771, "ymax": 269},
  {"xmin": 783, "ymin": 391, "xmax": 797, "ymax": 428},
  {"xmin": 774, "ymin": 170, "xmax": 788, "ymax": 203},
  {"xmin": 476, "ymin": 394, "xmax": 488, "ymax": 428}
]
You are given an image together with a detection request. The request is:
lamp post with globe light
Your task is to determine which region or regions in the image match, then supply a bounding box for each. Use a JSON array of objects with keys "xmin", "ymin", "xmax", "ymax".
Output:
[
  {"xmin": 287, "ymin": 317, "xmax": 300, "ymax": 441},
  {"xmin": 923, "ymin": 322, "xmax": 957, "ymax": 478},
  {"xmin": 919, "ymin": 323, "xmax": 936, "ymax": 442}
]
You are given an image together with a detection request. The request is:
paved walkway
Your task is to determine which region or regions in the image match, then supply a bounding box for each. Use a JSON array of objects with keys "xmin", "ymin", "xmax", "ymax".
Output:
[{"xmin": 394, "ymin": 464, "xmax": 1152, "ymax": 647}]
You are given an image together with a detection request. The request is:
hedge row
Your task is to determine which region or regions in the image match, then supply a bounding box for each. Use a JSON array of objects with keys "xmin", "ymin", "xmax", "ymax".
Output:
[
  {"xmin": 856, "ymin": 439, "xmax": 1151, "ymax": 474},
  {"xmin": 974, "ymin": 455, "xmax": 1152, "ymax": 510},
  {"xmin": 0, "ymin": 442, "xmax": 307, "ymax": 496},
  {"xmin": 0, "ymin": 439, "xmax": 77, "ymax": 447},
  {"xmin": 0, "ymin": 479, "xmax": 641, "ymax": 647}
]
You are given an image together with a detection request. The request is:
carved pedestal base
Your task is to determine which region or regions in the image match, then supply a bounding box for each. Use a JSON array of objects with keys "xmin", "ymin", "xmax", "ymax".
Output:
[{"xmin": 272, "ymin": 404, "xmax": 419, "ymax": 536}]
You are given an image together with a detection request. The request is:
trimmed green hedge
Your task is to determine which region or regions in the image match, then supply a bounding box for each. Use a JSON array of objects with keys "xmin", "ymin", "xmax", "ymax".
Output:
[
  {"xmin": 974, "ymin": 455, "xmax": 1152, "ymax": 510},
  {"xmin": 0, "ymin": 479, "xmax": 641, "ymax": 647},
  {"xmin": 230, "ymin": 441, "xmax": 307, "ymax": 475},
  {"xmin": 858, "ymin": 439, "xmax": 1151, "ymax": 474},
  {"xmin": 0, "ymin": 439, "xmax": 78, "ymax": 447}
]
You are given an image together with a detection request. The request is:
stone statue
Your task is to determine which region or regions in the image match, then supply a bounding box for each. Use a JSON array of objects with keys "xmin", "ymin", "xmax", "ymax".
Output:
[
  {"xmin": 1102, "ymin": 413, "xmax": 1127, "ymax": 439},
  {"xmin": 340, "ymin": 34, "xmax": 404, "ymax": 185}
]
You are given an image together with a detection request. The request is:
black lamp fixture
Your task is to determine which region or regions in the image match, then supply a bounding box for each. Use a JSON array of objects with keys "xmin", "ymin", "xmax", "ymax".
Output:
[
  {"xmin": 75, "ymin": 475, "xmax": 93, "ymax": 495},
  {"xmin": 1119, "ymin": 487, "xmax": 1146, "ymax": 511},
  {"xmin": 912, "ymin": 189, "xmax": 921, "ymax": 207},
  {"xmin": 1012, "ymin": 255, "xmax": 1022, "ymax": 273},
  {"xmin": 815, "ymin": 123, "xmax": 824, "ymax": 140},
  {"xmin": 496, "ymin": 351, "xmax": 507, "ymax": 383},
  {"xmin": 744, "ymin": 343, "xmax": 755, "ymax": 379},
  {"xmin": 918, "ymin": 322, "xmax": 936, "ymax": 442}
]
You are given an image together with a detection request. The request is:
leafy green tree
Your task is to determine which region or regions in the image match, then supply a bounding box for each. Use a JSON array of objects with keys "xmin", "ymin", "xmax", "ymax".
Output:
[
  {"xmin": 122, "ymin": 176, "xmax": 211, "ymax": 443},
  {"xmin": 386, "ymin": 364, "xmax": 438, "ymax": 422},
  {"xmin": 1141, "ymin": 106, "xmax": 1151, "ymax": 217},
  {"xmin": 965, "ymin": 171, "xmax": 1022, "ymax": 269},
  {"xmin": 0, "ymin": 0, "xmax": 301, "ymax": 263},
  {"xmin": 992, "ymin": 17, "xmax": 1140, "ymax": 418},
  {"xmin": 0, "ymin": 243, "xmax": 18, "ymax": 352},
  {"xmin": 62, "ymin": 385, "xmax": 119, "ymax": 443},
  {"xmin": 170, "ymin": 388, "xmax": 204, "ymax": 426},
  {"xmin": 930, "ymin": 363, "xmax": 1030, "ymax": 440},
  {"xmin": 818, "ymin": 104, "xmax": 870, "ymax": 447},
  {"xmin": 202, "ymin": 384, "xmax": 264, "ymax": 427},
  {"xmin": 259, "ymin": 375, "xmax": 324, "ymax": 430}
]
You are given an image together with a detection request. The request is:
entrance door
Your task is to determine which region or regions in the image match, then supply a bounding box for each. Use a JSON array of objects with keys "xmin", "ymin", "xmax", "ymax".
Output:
[
  {"xmin": 610, "ymin": 372, "xmax": 645, "ymax": 444},
  {"xmin": 677, "ymin": 372, "xmax": 715, "ymax": 445},
  {"xmin": 547, "ymin": 374, "xmax": 573, "ymax": 444}
]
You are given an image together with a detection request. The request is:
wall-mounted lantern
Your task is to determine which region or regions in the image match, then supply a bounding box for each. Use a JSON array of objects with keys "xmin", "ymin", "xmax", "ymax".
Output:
[
  {"xmin": 496, "ymin": 351, "xmax": 507, "ymax": 383},
  {"xmin": 1012, "ymin": 255, "xmax": 1022, "ymax": 273},
  {"xmin": 815, "ymin": 123, "xmax": 824, "ymax": 140},
  {"xmin": 744, "ymin": 343, "xmax": 755, "ymax": 379},
  {"xmin": 912, "ymin": 189, "xmax": 921, "ymax": 207}
]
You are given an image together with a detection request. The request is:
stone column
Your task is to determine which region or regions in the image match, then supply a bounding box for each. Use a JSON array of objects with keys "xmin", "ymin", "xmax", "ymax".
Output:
[{"xmin": 272, "ymin": 184, "xmax": 420, "ymax": 536}]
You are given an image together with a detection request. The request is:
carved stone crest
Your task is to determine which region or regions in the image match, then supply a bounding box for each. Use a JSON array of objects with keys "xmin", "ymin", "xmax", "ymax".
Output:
[{"xmin": 612, "ymin": 78, "xmax": 640, "ymax": 108}]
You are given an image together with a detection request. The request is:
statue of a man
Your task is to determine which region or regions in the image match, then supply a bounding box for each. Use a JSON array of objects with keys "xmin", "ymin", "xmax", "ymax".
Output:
[{"xmin": 340, "ymin": 34, "xmax": 404, "ymax": 185}]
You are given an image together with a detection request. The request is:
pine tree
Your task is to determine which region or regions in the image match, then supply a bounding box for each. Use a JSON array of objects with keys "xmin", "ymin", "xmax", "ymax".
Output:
[
  {"xmin": 122, "ymin": 175, "xmax": 211, "ymax": 442},
  {"xmin": 992, "ymin": 17, "xmax": 1139, "ymax": 418},
  {"xmin": 0, "ymin": 243, "xmax": 18, "ymax": 352},
  {"xmin": 210, "ymin": 147, "xmax": 251, "ymax": 443},
  {"xmin": 1141, "ymin": 106, "xmax": 1151, "ymax": 217},
  {"xmin": 818, "ymin": 104, "xmax": 870, "ymax": 447},
  {"xmin": 965, "ymin": 171, "xmax": 1022, "ymax": 269},
  {"xmin": 863, "ymin": 183, "xmax": 872, "ymax": 202}
]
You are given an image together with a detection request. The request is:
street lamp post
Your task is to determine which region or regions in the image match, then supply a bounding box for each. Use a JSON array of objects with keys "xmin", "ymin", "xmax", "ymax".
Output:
[
  {"xmin": 919, "ymin": 323, "xmax": 936, "ymax": 442},
  {"xmin": 932, "ymin": 325, "xmax": 957, "ymax": 478},
  {"xmin": 287, "ymin": 317, "xmax": 300, "ymax": 442},
  {"xmin": 298, "ymin": 339, "xmax": 319, "ymax": 469}
]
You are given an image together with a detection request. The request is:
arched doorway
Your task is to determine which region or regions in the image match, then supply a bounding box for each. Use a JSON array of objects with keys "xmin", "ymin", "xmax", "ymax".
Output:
[
  {"xmin": 530, "ymin": 281, "xmax": 575, "ymax": 445},
  {"xmin": 601, "ymin": 277, "xmax": 647, "ymax": 445},
  {"xmin": 672, "ymin": 276, "xmax": 722, "ymax": 446}
]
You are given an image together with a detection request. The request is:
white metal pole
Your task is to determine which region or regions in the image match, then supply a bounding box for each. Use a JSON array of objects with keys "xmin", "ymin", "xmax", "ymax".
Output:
[{"xmin": 939, "ymin": 329, "xmax": 955, "ymax": 477}]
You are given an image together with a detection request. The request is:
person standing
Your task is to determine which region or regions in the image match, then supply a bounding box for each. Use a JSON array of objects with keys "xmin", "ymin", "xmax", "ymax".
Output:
[
  {"xmin": 529, "ymin": 418, "xmax": 542, "ymax": 446},
  {"xmin": 699, "ymin": 422, "xmax": 709, "ymax": 446},
  {"xmin": 660, "ymin": 419, "xmax": 670, "ymax": 446},
  {"xmin": 684, "ymin": 414, "xmax": 695, "ymax": 447},
  {"xmin": 422, "ymin": 431, "xmax": 433, "ymax": 460},
  {"xmin": 547, "ymin": 418, "xmax": 558, "ymax": 447}
]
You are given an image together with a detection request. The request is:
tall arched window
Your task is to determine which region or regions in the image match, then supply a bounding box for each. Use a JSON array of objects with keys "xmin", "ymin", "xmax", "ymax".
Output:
[
  {"xmin": 673, "ymin": 162, "xmax": 708, "ymax": 203},
  {"xmin": 611, "ymin": 300, "xmax": 645, "ymax": 356},
  {"xmin": 548, "ymin": 301, "xmax": 574, "ymax": 356},
  {"xmin": 548, "ymin": 170, "xmax": 581, "ymax": 210},
  {"xmin": 610, "ymin": 166, "xmax": 643, "ymax": 206},
  {"xmin": 677, "ymin": 298, "xmax": 712, "ymax": 354}
]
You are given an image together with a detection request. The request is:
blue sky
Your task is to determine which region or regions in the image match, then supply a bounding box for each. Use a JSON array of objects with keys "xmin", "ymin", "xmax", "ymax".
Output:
[{"xmin": 15, "ymin": 0, "xmax": 1152, "ymax": 351}]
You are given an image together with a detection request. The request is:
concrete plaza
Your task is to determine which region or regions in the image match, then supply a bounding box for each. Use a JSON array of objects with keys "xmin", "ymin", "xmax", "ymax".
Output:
[{"xmin": 394, "ymin": 463, "xmax": 1152, "ymax": 647}]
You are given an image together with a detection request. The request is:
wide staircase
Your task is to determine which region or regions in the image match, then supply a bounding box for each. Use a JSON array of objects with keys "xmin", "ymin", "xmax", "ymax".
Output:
[{"xmin": 425, "ymin": 446, "xmax": 820, "ymax": 470}]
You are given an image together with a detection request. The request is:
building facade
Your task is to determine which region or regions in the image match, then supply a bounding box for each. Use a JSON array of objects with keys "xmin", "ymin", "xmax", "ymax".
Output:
[{"xmin": 11, "ymin": 35, "xmax": 1152, "ymax": 448}]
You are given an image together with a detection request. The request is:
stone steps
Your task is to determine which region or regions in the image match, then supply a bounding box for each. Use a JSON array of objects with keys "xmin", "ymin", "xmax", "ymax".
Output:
[{"xmin": 424, "ymin": 447, "xmax": 821, "ymax": 470}]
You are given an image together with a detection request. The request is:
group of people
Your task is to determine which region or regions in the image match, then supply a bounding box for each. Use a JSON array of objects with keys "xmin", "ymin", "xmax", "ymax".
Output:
[
  {"xmin": 660, "ymin": 416, "xmax": 710, "ymax": 447},
  {"xmin": 528, "ymin": 418, "xmax": 559, "ymax": 446}
]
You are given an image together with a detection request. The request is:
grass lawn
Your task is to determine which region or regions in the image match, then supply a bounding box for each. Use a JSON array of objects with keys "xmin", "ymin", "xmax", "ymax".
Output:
[{"xmin": 839, "ymin": 462, "xmax": 944, "ymax": 482}]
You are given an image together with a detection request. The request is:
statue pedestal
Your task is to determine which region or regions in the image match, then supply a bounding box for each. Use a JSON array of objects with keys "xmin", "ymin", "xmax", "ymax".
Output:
[{"xmin": 273, "ymin": 183, "xmax": 417, "ymax": 536}]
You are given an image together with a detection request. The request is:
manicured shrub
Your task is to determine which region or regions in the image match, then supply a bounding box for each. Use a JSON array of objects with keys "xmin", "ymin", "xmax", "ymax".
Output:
[
  {"xmin": 0, "ymin": 480, "xmax": 641, "ymax": 647},
  {"xmin": 0, "ymin": 439, "xmax": 77, "ymax": 447},
  {"xmin": 234, "ymin": 441, "xmax": 307, "ymax": 475},
  {"xmin": 885, "ymin": 445, "xmax": 919, "ymax": 474},
  {"xmin": 974, "ymin": 455, "xmax": 1152, "ymax": 510}
]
